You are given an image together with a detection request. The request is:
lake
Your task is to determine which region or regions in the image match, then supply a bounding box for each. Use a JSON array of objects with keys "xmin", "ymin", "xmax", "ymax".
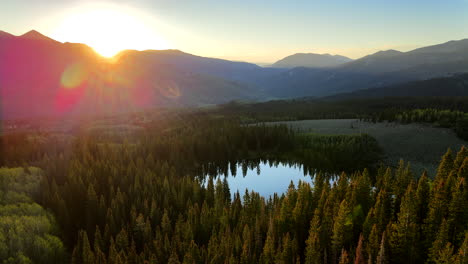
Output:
[{"xmin": 211, "ymin": 162, "xmax": 313, "ymax": 198}]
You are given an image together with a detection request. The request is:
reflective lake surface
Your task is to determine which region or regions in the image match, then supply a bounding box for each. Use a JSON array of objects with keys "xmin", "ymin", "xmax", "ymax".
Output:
[{"xmin": 212, "ymin": 163, "xmax": 313, "ymax": 198}]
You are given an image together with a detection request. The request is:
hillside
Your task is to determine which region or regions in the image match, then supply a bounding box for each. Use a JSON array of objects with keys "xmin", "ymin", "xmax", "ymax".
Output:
[
  {"xmin": 2, "ymin": 30, "xmax": 468, "ymax": 119},
  {"xmin": 264, "ymin": 39, "xmax": 468, "ymax": 98},
  {"xmin": 0, "ymin": 30, "xmax": 266, "ymax": 119},
  {"xmin": 327, "ymin": 73, "xmax": 468, "ymax": 100}
]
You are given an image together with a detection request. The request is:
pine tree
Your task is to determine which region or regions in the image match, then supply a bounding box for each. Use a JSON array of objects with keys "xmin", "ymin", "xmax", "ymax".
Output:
[
  {"xmin": 453, "ymin": 232, "xmax": 468, "ymax": 264},
  {"xmin": 206, "ymin": 177, "xmax": 215, "ymax": 207},
  {"xmin": 332, "ymin": 200, "xmax": 352, "ymax": 263},
  {"xmin": 94, "ymin": 225, "xmax": 104, "ymax": 253},
  {"xmin": 458, "ymin": 158, "xmax": 468, "ymax": 180},
  {"xmin": 388, "ymin": 183, "xmax": 420, "ymax": 263},
  {"xmin": 108, "ymin": 238, "xmax": 119, "ymax": 264},
  {"xmin": 261, "ymin": 218, "xmax": 276, "ymax": 264},
  {"xmin": 72, "ymin": 230, "xmax": 95, "ymax": 264},
  {"xmin": 168, "ymin": 250, "xmax": 181, "ymax": 264},
  {"xmin": 86, "ymin": 184, "xmax": 99, "ymax": 236},
  {"xmin": 280, "ymin": 233, "xmax": 294, "ymax": 264},
  {"xmin": 429, "ymin": 219, "xmax": 450, "ymax": 263},
  {"xmin": 435, "ymin": 149, "xmax": 454, "ymax": 184},
  {"xmin": 338, "ymin": 248, "xmax": 350, "ymax": 264},
  {"xmin": 393, "ymin": 160, "xmax": 412, "ymax": 216},
  {"xmin": 448, "ymin": 178, "xmax": 467, "ymax": 247},
  {"xmin": 376, "ymin": 232, "xmax": 386, "ymax": 264},
  {"xmin": 415, "ymin": 171, "xmax": 430, "ymax": 224},
  {"xmin": 305, "ymin": 214, "xmax": 322, "ymax": 264},
  {"xmin": 161, "ymin": 209, "xmax": 172, "ymax": 236},
  {"xmin": 115, "ymin": 228, "xmax": 129, "ymax": 252},
  {"xmin": 240, "ymin": 225, "xmax": 252, "ymax": 264},
  {"xmin": 425, "ymin": 171, "xmax": 454, "ymax": 250},
  {"xmin": 454, "ymin": 146, "xmax": 467, "ymax": 171},
  {"xmin": 354, "ymin": 234, "xmax": 365, "ymax": 264},
  {"xmin": 366, "ymin": 225, "xmax": 380, "ymax": 264},
  {"xmin": 433, "ymin": 243, "xmax": 455, "ymax": 264},
  {"xmin": 369, "ymin": 190, "xmax": 391, "ymax": 235}
]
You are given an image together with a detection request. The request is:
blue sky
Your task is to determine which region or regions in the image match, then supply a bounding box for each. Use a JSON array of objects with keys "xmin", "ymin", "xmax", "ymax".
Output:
[{"xmin": 2, "ymin": 0, "xmax": 468, "ymax": 62}]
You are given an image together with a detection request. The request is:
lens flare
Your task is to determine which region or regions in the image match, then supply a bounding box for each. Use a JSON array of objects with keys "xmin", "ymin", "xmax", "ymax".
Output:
[{"xmin": 61, "ymin": 63, "xmax": 89, "ymax": 89}]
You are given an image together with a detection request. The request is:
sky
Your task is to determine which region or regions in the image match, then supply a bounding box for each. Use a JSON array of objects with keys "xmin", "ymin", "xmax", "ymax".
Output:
[{"xmin": 2, "ymin": 0, "xmax": 468, "ymax": 63}]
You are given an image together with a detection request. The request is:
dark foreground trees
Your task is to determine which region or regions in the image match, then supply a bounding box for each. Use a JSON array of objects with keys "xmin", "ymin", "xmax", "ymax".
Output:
[
  {"xmin": 2, "ymin": 113, "xmax": 467, "ymax": 263},
  {"xmin": 36, "ymin": 116, "xmax": 466, "ymax": 263}
]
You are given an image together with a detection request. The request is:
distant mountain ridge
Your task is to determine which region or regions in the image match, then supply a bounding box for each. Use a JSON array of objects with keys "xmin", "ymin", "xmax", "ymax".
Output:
[
  {"xmin": 117, "ymin": 49, "xmax": 283, "ymax": 86},
  {"xmin": 0, "ymin": 30, "xmax": 270, "ymax": 119},
  {"xmin": 271, "ymin": 53, "xmax": 352, "ymax": 68},
  {"xmin": 339, "ymin": 39, "xmax": 468, "ymax": 73},
  {"xmin": 265, "ymin": 38, "xmax": 468, "ymax": 98},
  {"xmin": 20, "ymin": 30, "xmax": 58, "ymax": 42},
  {"xmin": 1, "ymin": 29, "xmax": 468, "ymax": 119}
]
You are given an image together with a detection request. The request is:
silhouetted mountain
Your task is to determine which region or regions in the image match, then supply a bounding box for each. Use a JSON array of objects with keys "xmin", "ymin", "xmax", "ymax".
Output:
[
  {"xmin": 326, "ymin": 73, "xmax": 468, "ymax": 100},
  {"xmin": 2, "ymin": 29, "xmax": 468, "ymax": 119},
  {"xmin": 0, "ymin": 30, "xmax": 264, "ymax": 119},
  {"xmin": 116, "ymin": 49, "xmax": 285, "ymax": 87},
  {"xmin": 0, "ymin": 30, "xmax": 14, "ymax": 39},
  {"xmin": 271, "ymin": 53, "xmax": 352, "ymax": 68},
  {"xmin": 265, "ymin": 39, "xmax": 468, "ymax": 98},
  {"xmin": 20, "ymin": 30, "xmax": 58, "ymax": 42}
]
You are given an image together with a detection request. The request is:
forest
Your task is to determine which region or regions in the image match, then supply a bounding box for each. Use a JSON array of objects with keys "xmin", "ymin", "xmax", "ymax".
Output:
[
  {"xmin": 218, "ymin": 97, "xmax": 468, "ymax": 123},
  {"xmin": 364, "ymin": 108, "xmax": 468, "ymax": 141},
  {"xmin": 0, "ymin": 108, "xmax": 467, "ymax": 263},
  {"xmin": 218, "ymin": 97, "xmax": 468, "ymax": 141}
]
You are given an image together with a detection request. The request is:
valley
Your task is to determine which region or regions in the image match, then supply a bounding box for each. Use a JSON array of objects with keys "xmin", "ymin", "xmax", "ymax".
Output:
[
  {"xmin": 265, "ymin": 119, "xmax": 468, "ymax": 176},
  {"xmin": 1, "ymin": 9, "xmax": 468, "ymax": 262}
]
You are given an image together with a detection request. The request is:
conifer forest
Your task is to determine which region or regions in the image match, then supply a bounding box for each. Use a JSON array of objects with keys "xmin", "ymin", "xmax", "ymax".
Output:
[{"xmin": 1, "ymin": 103, "xmax": 467, "ymax": 264}]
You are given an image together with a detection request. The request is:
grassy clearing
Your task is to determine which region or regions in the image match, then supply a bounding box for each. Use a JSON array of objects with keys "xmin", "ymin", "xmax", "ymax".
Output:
[{"xmin": 265, "ymin": 119, "xmax": 468, "ymax": 177}]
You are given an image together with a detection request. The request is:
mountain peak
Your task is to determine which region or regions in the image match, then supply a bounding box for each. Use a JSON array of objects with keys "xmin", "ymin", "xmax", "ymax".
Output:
[
  {"xmin": 20, "ymin": 30, "xmax": 57, "ymax": 42},
  {"xmin": 0, "ymin": 30, "xmax": 14, "ymax": 38},
  {"xmin": 272, "ymin": 52, "xmax": 352, "ymax": 68},
  {"xmin": 371, "ymin": 49, "xmax": 403, "ymax": 57}
]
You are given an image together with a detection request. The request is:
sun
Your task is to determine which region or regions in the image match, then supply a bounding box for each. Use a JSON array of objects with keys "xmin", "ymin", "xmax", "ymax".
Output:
[{"xmin": 52, "ymin": 5, "xmax": 169, "ymax": 57}]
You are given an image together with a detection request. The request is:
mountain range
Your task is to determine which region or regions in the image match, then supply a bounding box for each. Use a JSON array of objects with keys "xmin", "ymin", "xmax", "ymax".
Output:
[
  {"xmin": 0, "ymin": 30, "xmax": 272, "ymax": 119},
  {"xmin": 271, "ymin": 53, "xmax": 352, "ymax": 68},
  {"xmin": 1, "ymin": 29, "xmax": 468, "ymax": 119},
  {"xmin": 266, "ymin": 39, "xmax": 468, "ymax": 98}
]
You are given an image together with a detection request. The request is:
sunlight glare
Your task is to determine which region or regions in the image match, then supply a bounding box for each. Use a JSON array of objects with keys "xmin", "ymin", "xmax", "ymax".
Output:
[{"xmin": 52, "ymin": 5, "xmax": 169, "ymax": 57}]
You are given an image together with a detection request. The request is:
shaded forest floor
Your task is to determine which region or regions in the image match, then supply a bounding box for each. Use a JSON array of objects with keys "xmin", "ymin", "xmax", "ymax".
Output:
[{"xmin": 265, "ymin": 119, "xmax": 468, "ymax": 176}]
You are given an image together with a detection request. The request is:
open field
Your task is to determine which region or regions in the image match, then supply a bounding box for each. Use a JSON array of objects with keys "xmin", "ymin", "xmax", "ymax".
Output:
[{"xmin": 265, "ymin": 119, "xmax": 468, "ymax": 177}]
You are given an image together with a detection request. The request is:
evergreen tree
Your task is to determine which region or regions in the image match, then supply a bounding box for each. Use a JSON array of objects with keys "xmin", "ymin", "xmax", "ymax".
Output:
[
  {"xmin": 366, "ymin": 224, "xmax": 380, "ymax": 264},
  {"xmin": 388, "ymin": 183, "xmax": 420, "ymax": 263},
  {"xmin": 435, "ymin": 149, "xmax": 454, "ymax": 184},
  {"xmin": 332, "ymin": 200, "xmax": 352, "ymax": 263},
  {"xmin": 376, "ymin": 232, "xmax": 387, "ymax": 264},
  {"xmin": 429, "ymin": 219, "xmax": 450, "ymax": 263},
  {"xmin": 305, "ymin": 214, "xmax": 322, "ymax": 264},
  {"xmin": 354, "ymin": 234, "xmax": 365, "ymax": 264},
  {"xmin": 338, "ymin": 248, "xmax": 350, "ymax": 264},
  {"xmin": 454, "ymin": 232, "xmax": 468, "ymax": 264},
  {"xmin": 447, "ymin": 178, "xmax": 467, "ymax": 247},
  {"xmin": 72, "ymin": 230, "xmax": 95, "ymax": 264}
]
